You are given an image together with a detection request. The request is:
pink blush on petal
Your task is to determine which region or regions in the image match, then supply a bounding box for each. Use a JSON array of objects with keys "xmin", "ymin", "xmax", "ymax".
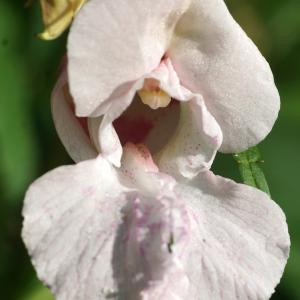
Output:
[
  {"xmin": 122, "ymin": 143, "xmax": 159, "ymax": 173},
  {"xmin": 77, "ymin": 117, "xmax": 89, "ymax": 135}
]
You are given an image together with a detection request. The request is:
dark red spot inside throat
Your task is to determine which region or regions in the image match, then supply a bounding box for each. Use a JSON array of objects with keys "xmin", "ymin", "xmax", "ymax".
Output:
[{"xmin": 113, "ymin": 116, "xmax": 154, "ymax": 145}]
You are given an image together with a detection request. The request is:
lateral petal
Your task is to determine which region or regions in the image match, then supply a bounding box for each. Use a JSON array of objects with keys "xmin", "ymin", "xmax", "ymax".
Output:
[
  {"xmin": 169, "ymin": 0, "xmax": 280, "ymax": 152},
  {"xmin": 22, "ymin": 156, "xmax": 129, "ymax": 299},
  {"xmin": 175, "ymin": 171, "xmax": 290, "ymax": 299},
  {"xmin": 156, "ymin": 96, "xmax": 223, "ymax": 179},
  {"xmin": 143, "ymin": 59, "xmax": 222, "ymax": 179},
  {"xmin": 51, "ymin": 68, "xmax": 97, "ymax": 162}
]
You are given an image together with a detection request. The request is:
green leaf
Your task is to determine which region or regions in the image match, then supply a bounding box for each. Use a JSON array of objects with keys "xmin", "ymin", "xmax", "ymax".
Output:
[
  {"xmin": 233, "ymin": 146, "xmax": 271, "ymax": 196},
  {"xmin": 0, "ymin": 1, "xmax": 39, "ymax": 201},
  {"xmin": 20, "ymin": 282, "xmax": 54, "ymax": 300}
]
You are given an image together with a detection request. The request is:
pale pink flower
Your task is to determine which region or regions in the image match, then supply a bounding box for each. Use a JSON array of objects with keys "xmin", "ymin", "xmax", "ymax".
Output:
[{"xmin": 22, "ymin": 0, "xmax": 289, "ymax": 299}]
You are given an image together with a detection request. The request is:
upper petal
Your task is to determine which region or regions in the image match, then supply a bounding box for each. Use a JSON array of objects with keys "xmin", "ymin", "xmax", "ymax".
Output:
[
  {"xmin": 176, "ymin": 171, "xmax": 290, "ymax": 299},
  {"xmin": 169, "ymin": 0, "xmax": 280, "ymax": 152},
  {"xmin": 67, "ymin": 0, "xmax": 191, "ymax": 117}
]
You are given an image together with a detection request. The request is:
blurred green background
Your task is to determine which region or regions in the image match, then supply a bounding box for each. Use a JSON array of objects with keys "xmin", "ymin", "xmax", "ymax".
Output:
[{"xmin": 0, "ymin": 0, "xmax": 299, "ymax": 299}]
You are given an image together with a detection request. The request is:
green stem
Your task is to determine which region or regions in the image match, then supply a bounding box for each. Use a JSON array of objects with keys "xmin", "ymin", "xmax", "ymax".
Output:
[{"xmin": 233, "ymin": 146, "xmax": 271, "ymax": 196}]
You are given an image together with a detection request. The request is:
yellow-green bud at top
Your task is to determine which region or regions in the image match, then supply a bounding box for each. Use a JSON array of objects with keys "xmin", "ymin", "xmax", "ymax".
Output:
[{"xmin": 37, "ymin": 0, "xmax": 86, "ymax": 40}]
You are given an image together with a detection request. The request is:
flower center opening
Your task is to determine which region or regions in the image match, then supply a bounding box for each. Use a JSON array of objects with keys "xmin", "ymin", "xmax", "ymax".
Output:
[
  {"xmin": 137, "ymin": 78, "xmax": 172, "ymax": 110},
  {"xmin": 113, "ymin": 94, "xmax": 180, "ymax": 155}
]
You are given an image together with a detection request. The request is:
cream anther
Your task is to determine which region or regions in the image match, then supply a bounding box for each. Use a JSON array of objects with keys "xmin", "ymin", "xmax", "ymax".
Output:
[{"xmin": 138, "ymin": 78, "xmax": 171, "ymax": 110}]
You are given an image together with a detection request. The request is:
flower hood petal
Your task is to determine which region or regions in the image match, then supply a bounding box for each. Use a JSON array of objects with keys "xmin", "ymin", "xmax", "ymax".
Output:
[
  {"xmin": 169, "ymin": 0, "xmax": 280, "ymax": 152},
  {"xmin": 67, "ymin": 0, "xmax": 191, "ymax": 117},
  {"xmin": 175, "ymin": 171, "xmax": 290, "ymax": 299},
  {"xmin": 51, "ymin": 67, "xmax": 97, "ymax": 162},
  {"xmin": 87, "ymin": 59, "xmax": 223, "ymax": 175}
]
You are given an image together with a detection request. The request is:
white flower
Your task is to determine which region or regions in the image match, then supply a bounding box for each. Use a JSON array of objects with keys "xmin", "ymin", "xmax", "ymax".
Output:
[{"xmin": 22, "ymin": 1, "xmax": 289, "ymax": 299}]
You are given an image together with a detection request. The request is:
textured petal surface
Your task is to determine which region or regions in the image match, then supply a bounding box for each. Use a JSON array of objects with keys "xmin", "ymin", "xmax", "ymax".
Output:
[
  {"xmin": 68, "ymin": 0, "xmax": 190, "ymax": 116},
  {"xmin": 142, "ymin": 59, "xmax": 223, "ymax": 179},
  {"xmin": 169, "ymin": 0, "xmax": 280, "ymax": 152},
  {"xmin": 22, "ymin": 146, "xmax": 192, "ymax": 300},
  {"xmin": 117, "ymin": 145, "xmax": 191, "ymax": 300},
  {"xmin": 22, "ymin": 156, "xmax": 129, "ymax": 299},
  {"xmin": 51, "ymin": 68, "xmax": 97, "ymax": 162},
  {"xmin": 175, "ymin": 172, "xmax": 290, "ymax": 300},
  {"xmin": 22, "ymin": 147, "xmax": 289, "ymax": 299},
  {"xmin": 156, "ymin": 96, "xmax": 223, "ymax": 179},
  {"xmin": 114, "ymin": 196, "xmax": 190, "ymax": 300}
]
